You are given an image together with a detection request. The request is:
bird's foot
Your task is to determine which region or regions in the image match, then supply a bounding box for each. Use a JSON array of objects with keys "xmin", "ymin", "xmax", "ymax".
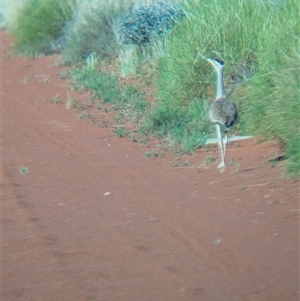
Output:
[{"xmin": 217, "ymin": 161, "xmax": 226, "ymax": 169}]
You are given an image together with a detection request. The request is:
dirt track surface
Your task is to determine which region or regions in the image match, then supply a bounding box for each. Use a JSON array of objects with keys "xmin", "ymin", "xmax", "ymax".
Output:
[{"xmin": 2, "ymin": 31, "xmax": 299, "ymax": 301}]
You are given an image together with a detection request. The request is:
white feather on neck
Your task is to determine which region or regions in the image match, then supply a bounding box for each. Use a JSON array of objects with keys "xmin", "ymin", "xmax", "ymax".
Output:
[{"xmin": 215, "ymin": 67, "xmax": 227, "ymax": 100}]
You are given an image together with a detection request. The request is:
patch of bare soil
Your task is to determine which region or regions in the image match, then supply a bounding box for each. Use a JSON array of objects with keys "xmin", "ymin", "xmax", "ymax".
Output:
[{"xmin": 2, "ymin": 30, "xmax": 299, "ymax": 301}]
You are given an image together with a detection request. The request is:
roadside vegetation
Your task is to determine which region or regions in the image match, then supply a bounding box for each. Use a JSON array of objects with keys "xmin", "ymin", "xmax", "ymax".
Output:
[
  {"xmin": 2, "ymin": 0, "xmax": 299, "ymax": 176},
  {"xmin": 61, "ymin": 2, "xmax": 126, "ymax": 65},
  {"xmin": 4, "ymin": 0, "xmax": 76, "ymax": 55},
  {"xmin": 70, "ymin": 56, "xmax": 150, "ymax": 126}
]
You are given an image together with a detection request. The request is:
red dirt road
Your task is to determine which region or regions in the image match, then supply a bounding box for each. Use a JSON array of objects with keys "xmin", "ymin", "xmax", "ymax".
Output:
[{"xmin": 2, "ymin": 31, "xmax": 299, "ymax": 301}]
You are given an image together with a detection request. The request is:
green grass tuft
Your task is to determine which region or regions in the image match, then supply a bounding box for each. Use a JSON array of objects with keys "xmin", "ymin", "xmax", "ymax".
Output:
[
  {"xmin": 71, "ymin": 65, "xmax": 121, "ymax": 103},
  {"xmin": 70, "ymin": 60, "xmax": 150, "ymax": 126},
  {"xmin": 241, "ymin": 0, "xmax": 300, "ymax": 176},
  {"xmin": 143, "ymin": 97, "xmax": 211, "ymax": 151},
  {"xmin": 18, "ymin": 165, "xmax": 29, "ymax": 174}
]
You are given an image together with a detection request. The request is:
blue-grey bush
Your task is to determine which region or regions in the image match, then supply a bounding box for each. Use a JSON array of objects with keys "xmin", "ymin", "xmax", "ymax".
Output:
[{"xmin": 117, "ymin": 2, "xmax": 185, "ymax": 46}]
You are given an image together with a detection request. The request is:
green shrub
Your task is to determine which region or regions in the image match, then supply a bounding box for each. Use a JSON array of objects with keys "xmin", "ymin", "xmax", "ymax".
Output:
[
  {"xmin": 62, "ymin": 3, "xmax": 125, "ymax": 65},
  {"xmin": 11, "ymin": 0, "xmax": 75, "ymax": 55}
]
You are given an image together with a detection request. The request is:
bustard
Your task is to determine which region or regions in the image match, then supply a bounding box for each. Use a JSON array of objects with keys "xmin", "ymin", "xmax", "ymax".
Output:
[{"xmin": 207, "ymin": 58, "xmax": 238, "ymax": 168}]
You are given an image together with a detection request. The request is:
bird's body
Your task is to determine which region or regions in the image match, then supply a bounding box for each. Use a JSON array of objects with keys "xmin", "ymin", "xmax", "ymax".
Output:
[
  {"xmin": 207, "ymin": 58, "xmax": 238, "ymax": 168},
  {"xmin": 209, "ymin": 97, "xmax": 237, "ymax": 128}
]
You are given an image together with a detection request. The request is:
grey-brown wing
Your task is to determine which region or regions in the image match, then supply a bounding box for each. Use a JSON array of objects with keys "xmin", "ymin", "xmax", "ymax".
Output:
[{"xmin": 209, "ymin": 99, "xmax": 237, "ymax": 128}]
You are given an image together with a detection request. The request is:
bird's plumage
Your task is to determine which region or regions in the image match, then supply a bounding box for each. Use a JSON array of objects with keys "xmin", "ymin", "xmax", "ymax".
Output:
[{"xmin": 209, "ymin": 97, "xmax": 237, "ymax": 128}]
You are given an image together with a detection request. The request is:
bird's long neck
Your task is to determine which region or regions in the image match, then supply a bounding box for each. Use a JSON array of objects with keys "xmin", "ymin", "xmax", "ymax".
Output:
[{"xmin": 215, "ymin": 67, "xmax": 226, "ymax": 100}]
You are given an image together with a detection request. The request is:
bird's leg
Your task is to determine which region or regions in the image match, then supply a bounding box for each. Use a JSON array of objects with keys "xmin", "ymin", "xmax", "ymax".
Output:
[
  {"xmin": 216, "ymin": 124, "xmax": 226, "ymax": 168},
  {"xmin": 222, "ymin": 133, "xmax": 228, "ymax": 161}
]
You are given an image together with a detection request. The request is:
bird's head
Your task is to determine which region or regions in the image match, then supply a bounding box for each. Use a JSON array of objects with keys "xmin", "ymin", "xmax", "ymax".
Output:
[{"xmin": 206, "ymin": 58, "xmax": 225, "ymax": 71}]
